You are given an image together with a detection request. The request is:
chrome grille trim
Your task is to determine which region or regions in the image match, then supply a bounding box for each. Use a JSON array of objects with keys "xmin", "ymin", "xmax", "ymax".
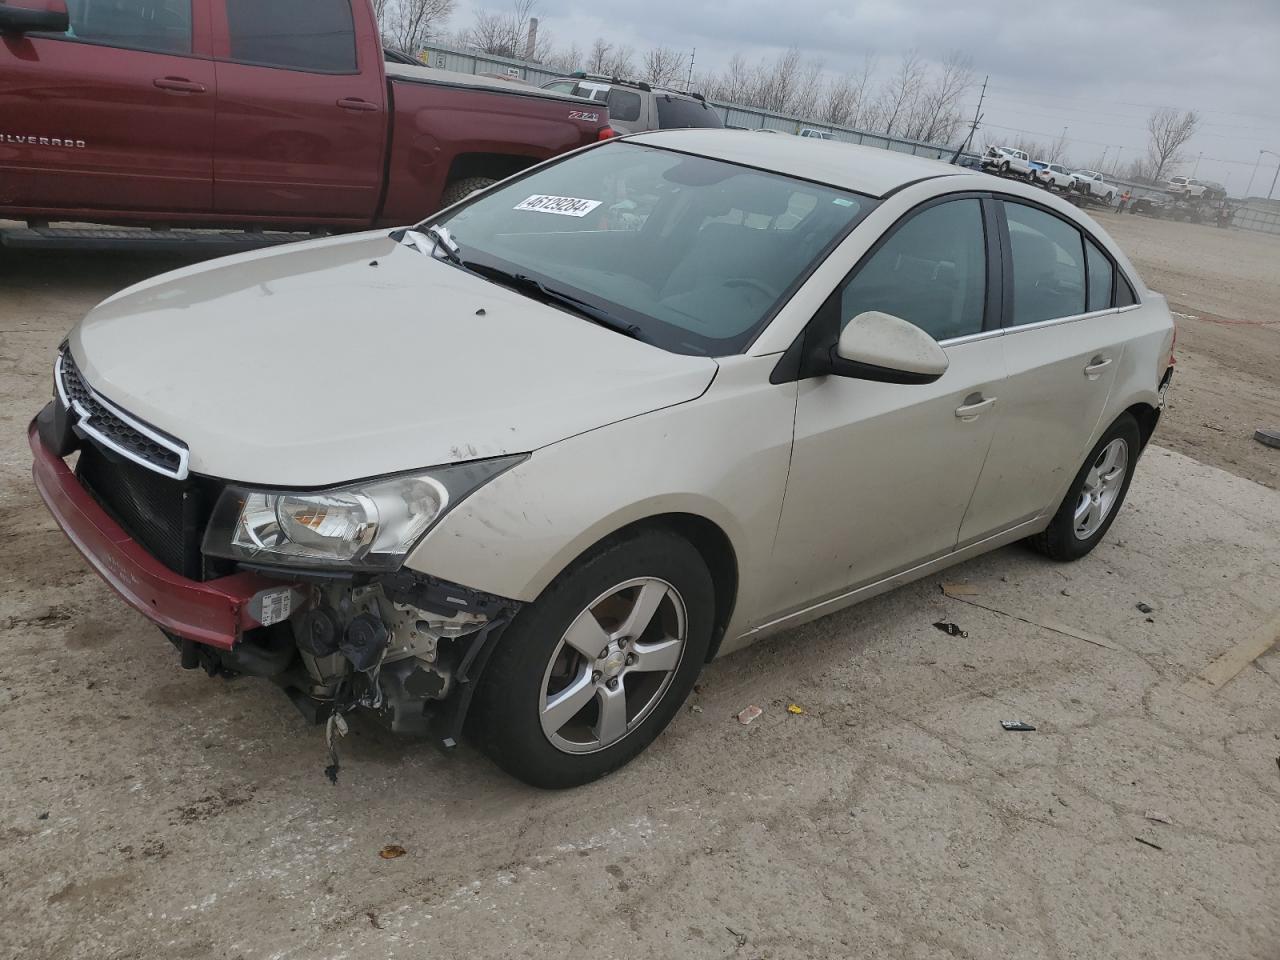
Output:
[{"xmin": 56, "ymin": 352, "xmax": 191, "ymax": 481}]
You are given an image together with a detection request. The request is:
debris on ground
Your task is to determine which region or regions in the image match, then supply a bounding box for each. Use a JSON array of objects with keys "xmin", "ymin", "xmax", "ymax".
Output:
[
  {"xmin": 940, "ymin": 582, "xmax": 980, "ymax": 598},
  {"xmin": 1000, "ymin": 720, "xmax": 1037, "ymax": 731},
  {"xmin": 36, "ymin": 812, "xmax": 48, "ymax": 820},
  {"xmin": 378, "ymin": 845, "xmax": 407, "ymax": 860},
  {"xmin": 1134, "ymin": 837, "xmax": 1164, "ymax": 851},
  {"xmin": 367, "ymin": 911, "xmax": 384, "ymax": 929},
  {"xmin": 689, "ymin": 704, "xmax": 703, "ymax": 714},
  {"xmin": 933, "ymin": 621, "xmax": 968, "ymax": 638},
  {"xmin": 1254, "ymin": 428, "xmax": 1280, "ymax": 449},
  {"xmin": 786, "ymin": 703, "xmax": 805, "ymax": 715},
  {"xmin": 1137, "ymin": 602, "xmax": 1155, "ymax": 614},
  {"xmin": 1145, "ymin": 810, "xmax": 1173, "ymax": 824},
  {"xmin": 725, "ymin": 926, "xmax": 748, "ymax": 948},
  {"xmin": 737, "ymin": 705, "xmax": 763, "ymax": 725}
]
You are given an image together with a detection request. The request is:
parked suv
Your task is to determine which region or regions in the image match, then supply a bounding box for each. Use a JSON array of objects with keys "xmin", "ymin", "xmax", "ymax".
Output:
[
  {"xmin": 540, "ymin": 73, "xmax": 723, "ymax": 135},
  {"xmin": 1167, "ymin": 176, "xmax": 1207, "ymax": 199}
]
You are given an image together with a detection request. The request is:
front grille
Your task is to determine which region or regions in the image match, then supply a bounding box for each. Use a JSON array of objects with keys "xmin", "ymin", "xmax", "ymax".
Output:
[
  {"xmin": 76, "ymin": 442, "xmax": 221, "ymax": 579},
  {"xmin": 58, "ymin": 352, "xmax": 188, "ymax": 478}
]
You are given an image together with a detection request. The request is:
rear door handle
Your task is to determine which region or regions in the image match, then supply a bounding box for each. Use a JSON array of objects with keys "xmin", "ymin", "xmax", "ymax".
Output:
[
  {"xmin": 153, "ymin": 77, "xmax": 207, "ymax": 94},
  {"xmin": 955, "ymin": 395, "xmax": 997, "ymax": 420},
  {"xmin": 1083, "ymin": 356, "xmax": 1113, "ymax": 378},
  {"xmin": 336, "ymin": 97, "xmax": 378, "ymax": 112}
]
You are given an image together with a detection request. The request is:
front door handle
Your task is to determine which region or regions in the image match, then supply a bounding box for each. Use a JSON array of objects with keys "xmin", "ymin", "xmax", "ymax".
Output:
[
  {"xmin": 955, "ymin": 395, "xmax": 997, "ymax": 421},
  {"xmin": 336, "ymin": 97, "xmax": 378, "ymax": 112},
  {"xmin": 153, "ymin": 77, "xmax": 207, "ymax": 94},
  {"xmin": 1083, "ymin": 356, "xmax": 1113, "ymax": 379}
]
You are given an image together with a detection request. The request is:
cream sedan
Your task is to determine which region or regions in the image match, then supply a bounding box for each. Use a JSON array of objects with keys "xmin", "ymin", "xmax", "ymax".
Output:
[{"xmin": 31, "ymin": 131, "xmax": 1174, "ymax": 788}]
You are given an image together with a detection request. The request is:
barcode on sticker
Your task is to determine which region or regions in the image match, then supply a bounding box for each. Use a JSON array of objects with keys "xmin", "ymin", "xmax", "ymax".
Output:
[
  {"xmin": 259, "ymin": 590, "xmax": 292, "ymax": 626},
  {"xmin": 514, "ymin": 195, "xmax": 602, "ymax": 217}
]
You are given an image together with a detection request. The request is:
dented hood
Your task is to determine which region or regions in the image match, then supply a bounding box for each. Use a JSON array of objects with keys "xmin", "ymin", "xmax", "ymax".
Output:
[{"xmin": 70, "ymin": 232, "xmax": 718, "ymax": 487}]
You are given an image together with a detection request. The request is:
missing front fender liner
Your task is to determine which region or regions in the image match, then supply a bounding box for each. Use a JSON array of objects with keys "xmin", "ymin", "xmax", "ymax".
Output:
[{"xmin": 426, "ymin": 603, "xmax": 519, "ymax": 749}]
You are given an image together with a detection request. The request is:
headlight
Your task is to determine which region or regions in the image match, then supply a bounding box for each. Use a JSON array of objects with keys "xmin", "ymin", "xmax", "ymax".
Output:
[{"xmin": 202, "ymin": 455, "xmax": 525, "ymax": 571}]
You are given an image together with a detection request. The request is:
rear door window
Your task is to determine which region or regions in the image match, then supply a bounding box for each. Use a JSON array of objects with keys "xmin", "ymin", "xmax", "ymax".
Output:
[
  {"xmin": 840, "ymin": 198, "xmax": 988, "ymax": 342},
  {"xmin": 1003, "ymin": 201, "xmax": 1086, "ymax": 325},
  {"xmin": 225, "ymin": 0, "xmax": 357, "ymax": 73},
  {"xmin": 1084, "ymin": 237, "xmax": 1114, "ymax": 312},
  {"xmin": 656, "ymin": 96, "xmax": 724, "ymax": 129},
  {"xmin": 53, "ymin": 0, "xmax": 192, "ymax": 54}
]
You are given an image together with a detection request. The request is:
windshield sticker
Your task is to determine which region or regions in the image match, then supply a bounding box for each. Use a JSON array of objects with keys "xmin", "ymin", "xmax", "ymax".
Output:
[{"xmin": 514, "ymin": 195, "xmax": 603, "ymax": 217}]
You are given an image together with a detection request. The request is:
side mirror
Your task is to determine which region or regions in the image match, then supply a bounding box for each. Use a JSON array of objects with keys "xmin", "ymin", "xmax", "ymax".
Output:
[
  {"xmin": 0, "ymin": 0, "xmax": 69, "ymax": 35},
  {"xmin": 829, "ymin": 311, "xmax": 949, "ymax": 384}
]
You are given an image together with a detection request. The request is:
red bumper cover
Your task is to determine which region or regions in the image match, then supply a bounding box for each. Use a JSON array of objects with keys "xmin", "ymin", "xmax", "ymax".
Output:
[{"xmin": 29, "ymin": 421, "xmax": 284, "ymax": 651}]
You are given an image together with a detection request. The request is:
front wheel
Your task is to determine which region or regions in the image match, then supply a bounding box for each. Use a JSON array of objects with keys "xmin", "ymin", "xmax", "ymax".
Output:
[
  {"xmin": 1000, "ymin": 161, "xmax": 1010, "ymax": 174},
  {"xmin": 1030, "ymin": 414, "xmax": 1141, "ymax": 561},
  {"xmin": 474, "ymin": 530, "xmax": 714, "ymax": 788}
]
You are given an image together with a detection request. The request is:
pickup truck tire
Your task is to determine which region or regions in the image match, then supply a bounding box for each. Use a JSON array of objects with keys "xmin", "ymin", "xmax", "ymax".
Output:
[
  {"xmin": 1000, "ymin": 161, "xmax": 1010, "ymax": 174},
  {"xmin": 440, "ymin": 176, "xmax": 497, "ymax": 208},
  {"xmin": 474, "ymin": 529, "xmax": 714, "ymax": 788}
]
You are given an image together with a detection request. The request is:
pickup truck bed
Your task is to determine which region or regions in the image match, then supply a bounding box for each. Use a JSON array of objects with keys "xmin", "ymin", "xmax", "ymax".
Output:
[{"xmin": 0, "ymin": 0, "xmax": 610, "ymax": 238}]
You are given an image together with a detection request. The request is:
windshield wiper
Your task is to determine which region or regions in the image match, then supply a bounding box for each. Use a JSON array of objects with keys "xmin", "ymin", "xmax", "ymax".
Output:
[{"xmin": 463, "ymin": 262, "xmax": 644, "ymax": 341}]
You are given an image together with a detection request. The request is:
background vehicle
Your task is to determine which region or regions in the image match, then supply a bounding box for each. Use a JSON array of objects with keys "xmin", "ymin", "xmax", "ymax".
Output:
[
  {"xmin": 1167, "ymin": 176, "xmax": 1207, "ymax": 198},
  {"xmin": 32, "ymin": 133, "xmax": 1173, "ymax": 787},
  {"xmin": 1035, "ymin": 162, "xmax": 1079, "ymax": 191},
  {"xmin": 1073, "ymin": 170, "xmax": 1118, "ymax": 203},
  {"xmin": 982, "ymin": 146, "xmax": 1034, "ymax": 176},
  {"xmin": 798, "ymin": 128, "xmax": 837, "ymax": 140},
  {"xmin": 0, "ymin": 0, "xmax": 612, "ymax": 245},
  {"xmin": 540, "ymin": 73, "xmax": 723, "ymax": 135}
]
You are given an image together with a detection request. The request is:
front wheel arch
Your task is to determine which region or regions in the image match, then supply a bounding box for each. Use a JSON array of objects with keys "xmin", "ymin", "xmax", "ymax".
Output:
[{"xmin": 541, "ymin": 513, "xmax": 739, "ymax": 662}]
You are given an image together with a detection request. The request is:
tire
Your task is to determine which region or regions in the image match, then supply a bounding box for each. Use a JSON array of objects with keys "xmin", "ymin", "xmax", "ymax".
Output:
[
  {"xmin": 1030, "ymin": 414, "xmax": 1142, "ymax": 562},
  {"xmin": 440, "ymin": 176, "xmax": 497, "ymax": 208},
  {"xmin": 1000, "ymin": 161, "xmax": 1010, "ymax": 174},
  {"xmin": 474, "ymin": 529, "xmax": 715, "ymax": 789}
]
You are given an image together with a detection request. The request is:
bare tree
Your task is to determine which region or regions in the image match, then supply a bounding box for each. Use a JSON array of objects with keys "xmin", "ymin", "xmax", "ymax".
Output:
[
  {"xmin": 378, "ymin": 0, "xmax": 456, "ymax": 54},
  {"xmin": 878, "ymin": 51, "xmax": 925, "ymax": 137},
  {"xmin": 906, "ymin": 52, "xmax": 973, "ymax": 144},
  {"xmin": 587, "ymin": 38, "xmax": 612, "ymax": 73},
  {"xmin": 641, "ymin": 46, "xmax": 689, "ymax": 87},
  {"xmin": 605, "ymin": 44, "xmax": 635, "ymax": 78},
  {"xmin": 543, "ymin": 42, "xmax": 582, "ymax": 74},
  {"xmin": 1145, "ymin": 107, "xmax": 1199, "ymax": 181},
  {"xmin": 460, "ymin": 0, "xmax": 549, "ymax": 60}
]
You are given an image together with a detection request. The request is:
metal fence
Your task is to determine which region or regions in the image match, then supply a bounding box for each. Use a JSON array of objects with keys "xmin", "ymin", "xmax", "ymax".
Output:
[
  {"xmin": 418, "ymin": 42, "xmax": 955, "ymax": 161},
  {"xmin": 1232, "ymin": 203, "xmax": 1280, "ymax": 236}
]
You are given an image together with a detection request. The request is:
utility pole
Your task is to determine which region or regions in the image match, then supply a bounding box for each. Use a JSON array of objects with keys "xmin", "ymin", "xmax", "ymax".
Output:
[
  {"xmin": 686, "ymin": 48, "xmax": 695, "ymax": 91},
  {"xmin": 1246, "ymin": 149, "xmax": 1263, "ymax": 198},
  {"xmin": 1192, "ymin": 151, "xmax": 1202, "ymax": 177},
  {"xmin": 960, "ymin": 75, "xmax": 987, "ymax": 156}
]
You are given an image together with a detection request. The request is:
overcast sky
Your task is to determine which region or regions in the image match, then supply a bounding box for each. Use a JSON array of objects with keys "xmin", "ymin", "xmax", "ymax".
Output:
[{"xmin": 454, "ymin": 0, "xmax": 1280, "ymax": 195}]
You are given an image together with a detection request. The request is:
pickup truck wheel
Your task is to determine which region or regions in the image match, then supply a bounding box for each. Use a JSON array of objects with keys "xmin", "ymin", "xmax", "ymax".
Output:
[
  {"xmin": 1029, "ymin": 414, "xmax": 1141, "ymax": 562},
  {"xmin": 1000, "ymin": 161, "xmax": 1010, "ymax": 174},
  {"xmin": 474, "ymin": 529, "xmax": 714, "ymax": 789},
  {"xmin": 441, "ymin": 176, "xmax": 497, "ymax": 208}
]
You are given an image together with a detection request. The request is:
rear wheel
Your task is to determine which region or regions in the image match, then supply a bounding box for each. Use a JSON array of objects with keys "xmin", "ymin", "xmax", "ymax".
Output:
[
  {"xmin": 1030, "ymin": 414, "xmax": 1141, "ymax": 561},
  {"xmin": 475, "ymin": 530, "xmax": 714, "ymax": 788}
]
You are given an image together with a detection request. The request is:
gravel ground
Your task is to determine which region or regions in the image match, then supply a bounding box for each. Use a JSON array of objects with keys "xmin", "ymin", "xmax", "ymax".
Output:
[{"xmin": 1, "ymin": 214, "xmax": 1278, "ymax": 959}]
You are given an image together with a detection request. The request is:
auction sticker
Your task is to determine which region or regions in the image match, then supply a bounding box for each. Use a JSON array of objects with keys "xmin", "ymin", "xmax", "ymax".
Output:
[{"xmin": 514, "ymin": 195, "xmax": 602, "ymax": 217}]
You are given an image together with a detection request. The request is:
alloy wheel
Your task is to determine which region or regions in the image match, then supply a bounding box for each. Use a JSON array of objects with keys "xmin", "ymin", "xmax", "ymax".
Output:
[
  {"xmin": 539, "ymin": 578, "xmax": 688, "ymax": 754},
  {"xmin": 1074, "ymin": 437, "xmax": 1128, "ymax": 539}
]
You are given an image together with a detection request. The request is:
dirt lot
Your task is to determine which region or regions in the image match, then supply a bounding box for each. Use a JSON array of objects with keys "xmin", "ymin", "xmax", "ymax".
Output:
[
  {"xmin": 1, "ymin": 216, "xmax": 1278, "ymax": 960},
  {"xmin": 1092, "ymin": 211, "xmax": 1280, "ymax": 490}
]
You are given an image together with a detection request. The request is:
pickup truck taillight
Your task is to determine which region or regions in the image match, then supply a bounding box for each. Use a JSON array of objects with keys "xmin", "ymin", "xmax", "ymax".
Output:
[{"xmin": 597, "ymin": 126, "xmax": 617, "ymax": 140}]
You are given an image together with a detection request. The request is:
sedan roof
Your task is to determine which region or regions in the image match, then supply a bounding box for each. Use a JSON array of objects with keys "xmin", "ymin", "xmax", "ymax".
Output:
[{"xmin": 629, "ymin": 129, "xmax": 963, "ymax": 199}]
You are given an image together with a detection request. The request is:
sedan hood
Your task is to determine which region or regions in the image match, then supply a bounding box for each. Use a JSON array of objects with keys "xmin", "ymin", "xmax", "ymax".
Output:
[{"xmin": 70, "ymin": 232, "xmax": 717, "ymax": 486}]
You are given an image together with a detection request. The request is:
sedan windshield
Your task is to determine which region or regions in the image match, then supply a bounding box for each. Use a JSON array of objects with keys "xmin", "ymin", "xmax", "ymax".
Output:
[{"xmin": 431, "ymin": 142, "xmax": 874, "ymax": 356}]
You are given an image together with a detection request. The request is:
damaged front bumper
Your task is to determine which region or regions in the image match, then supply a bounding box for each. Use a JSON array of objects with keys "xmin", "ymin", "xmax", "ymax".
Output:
[
  {"xmin": 29, "ymin": 417, "xmax": 294, "ymax": 649},
  {"xmin": 29, "ymin": 412, "xmax": 520, "ymax": 751}
]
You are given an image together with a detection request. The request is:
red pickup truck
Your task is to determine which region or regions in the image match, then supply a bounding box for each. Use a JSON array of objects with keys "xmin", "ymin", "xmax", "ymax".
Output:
[{"xmin": 0, "ymin": 0, "xmax": 612, "ymax": 240}]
